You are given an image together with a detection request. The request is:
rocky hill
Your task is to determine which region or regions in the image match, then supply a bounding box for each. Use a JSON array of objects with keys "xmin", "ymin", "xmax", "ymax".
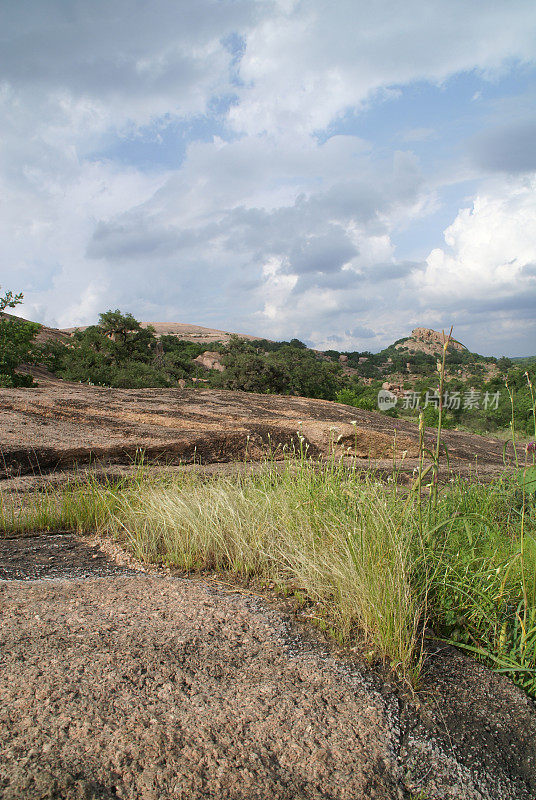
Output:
[
  {"xmin": 0, "ymin": 312, "xmax": 70, "ymax": 346},
  {"xmin": 3, "ymin": 314, "xmax": 261, "ymax": 348},
  {"xmin": 61, "ymin": 321, "xmax": 261, "ymax": 345},
  {"xmin": 394, "ymin": 327, "xmax": 467, "ymax": 357}
]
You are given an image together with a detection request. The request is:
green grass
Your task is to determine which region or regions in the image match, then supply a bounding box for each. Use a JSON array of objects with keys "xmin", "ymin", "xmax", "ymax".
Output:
[{"xmin": 2, "ymin": 455, "xmax": 535, "ymax": 695}]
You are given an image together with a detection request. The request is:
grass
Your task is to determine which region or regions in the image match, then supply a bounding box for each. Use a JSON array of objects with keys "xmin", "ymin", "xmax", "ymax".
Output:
[{"xmin": 2, "ymin": 454, "xmax": 535, "ymax": 695}]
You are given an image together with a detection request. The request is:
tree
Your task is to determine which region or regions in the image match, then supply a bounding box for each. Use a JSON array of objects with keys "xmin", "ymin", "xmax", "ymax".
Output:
[
  {"xmin": 0, "ymin": 289, "xmax": 39, "ymax": 387},
  {"xmin": 497, "ymin": 356, "xmax": 513, "ymax": 373},
  {"xmin": 56, "ymin": 310, "xmax": 175, "ymax": 388},
  {"xmin": 98, "ymin": 309, "xmax": 157, "ymax": 363},
  {"xmin": 98, "ymin": 309, "xmax": 141, "ymax": 341},
  {"xmin": 213, "ymin": 336, "xmax": 342, "ymax": 399},
  {"xmin": 0, "ymin": 290, "xmax": 24, "ymax": 312}
]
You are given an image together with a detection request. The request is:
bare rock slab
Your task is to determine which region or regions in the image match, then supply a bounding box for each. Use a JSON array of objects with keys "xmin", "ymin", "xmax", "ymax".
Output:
[
  {"xmin": 1, "ymin": 575, "xmax": 402, "ymax": 800},
  {"xmin": 0, "ymin": 385, "xmax": 514, "ymax": 479},
  {"xmin": 1, "ymin": 570, "xmax": 535, "ymax": 799}
]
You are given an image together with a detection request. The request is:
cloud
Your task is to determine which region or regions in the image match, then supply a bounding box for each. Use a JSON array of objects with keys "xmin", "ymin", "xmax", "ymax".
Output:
[
  {"xmin": 470, "ymin": 119, "xmax": 536, "ymax": 173},
  {"xmin": 420, "ymin": 175, "xmax": 536, "ymax": 302},
  {"xmin": 410, "ymin": 176, "xmax": 536, "ymax": 352},
  {"xmin": 1, "ymin": 1, "xmax": 536, "ymax": 355},
  {"xmin": 1, "ymin": 0, "xmax": 260, "ymax": 124},
  {"xmin": 288, "ymin": 230, "xmax": 357, "ymax": 274},
  {"xmin": 522, "ymin": 262, "xmax": 536, "ymax": 277},
  {"xmin": 79, "ymin": 141, "xmax": 428, "ymax": 342},
  {"xmin": 229, "ymin": 0, "xmax": 536, "ymax": 135},
  {"xmin": 361, "ymin": 261, "xmax": 425, "ymax": 283}
]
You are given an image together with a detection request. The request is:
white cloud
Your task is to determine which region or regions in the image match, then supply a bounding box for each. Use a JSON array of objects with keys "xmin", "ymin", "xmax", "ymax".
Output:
[
  {"xmin": 414, "ymin": 176, "xmax": 536, "ymax": 352},
  {"xmin": 421, "ymin": 175, "xmax": 536, "ymax": 301},
  {"xmin": 230, "ymin": 0, "xmax": 536, "ymax": 135},
  {"xmin": 1, "ymin": 0, "xmax": 536, "ymax": 354}
]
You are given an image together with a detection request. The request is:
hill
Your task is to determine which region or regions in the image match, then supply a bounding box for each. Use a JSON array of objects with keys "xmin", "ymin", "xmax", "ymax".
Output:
[
  {"xmin": 61, "ymin": 320, "xmax": 262, "ymax": 345},
  {"xmin": 322, "ymin": 327, "xmax": 501, "ymax": 382},
  {"xmin": 394, "ymin": 327, "xmax": 467, "ymax": 357},
  {"xmin": 0, "ymin": 312, "xmax": 70, "ymax": 346}
]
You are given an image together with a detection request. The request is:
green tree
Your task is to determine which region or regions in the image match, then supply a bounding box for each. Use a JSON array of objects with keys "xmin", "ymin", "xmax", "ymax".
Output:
[
  {"xmin": 214, "ymin": 336, "xmax": 342, "ymax": 399},
  {"xmin": 0, "ymin": 289, "xmax": 39, "ymax": 387},
  {"xmin": 497, "ymin": 356, "xmax": 513, "ymax": 373},
  {"xmin": 98, "ymin": 309, "xmax": 142, "ymax": 341},
  {"xmin": 57, "ymin": 310, "xmax": 169, "ymax": 387},
  {"xmin": 98, "ymin": 309, "xmax": 157, "ymax": 363}
]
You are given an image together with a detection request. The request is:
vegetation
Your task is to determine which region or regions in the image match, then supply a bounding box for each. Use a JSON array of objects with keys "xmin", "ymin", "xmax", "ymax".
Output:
[
  {"xmin": 5, "ymin": 288, "xmax": 534, "ymax": 436},
  {"xmin": 43, "ymin": 312, "xmax": 343, "ymax": 398},
  {"xmin": 338, "ymin": 367, "xmax": 536, "ymax": 436},
  {"xmin": 211, "ymin": 336, "xmax": 341, "ymax": 399},
  {"xmin": 0, "ymin": 289, "xmax": 39, "ymax": 387},
  {"xmin": 41, "ymin": 310, "xmax": 208, "ymax": 388},
  {"xmin": 2, "ymin": 449, "xmax": 535, "ymax": 694}
]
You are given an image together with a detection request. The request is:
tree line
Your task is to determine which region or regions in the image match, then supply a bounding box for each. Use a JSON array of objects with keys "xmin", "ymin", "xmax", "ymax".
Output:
[{"xmin": 2, "ymin": 289, "xmax": 534, "ymax": 434}]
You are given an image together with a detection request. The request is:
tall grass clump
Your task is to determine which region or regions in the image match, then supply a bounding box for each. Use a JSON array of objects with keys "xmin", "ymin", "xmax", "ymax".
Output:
[
  {"xmin": 100, "ymin": 461, "xmax": 422, "ymax": 678},
  {"xmin": 422, "ymin": 474, "xmax": 536, "ymax": 695},
  {"xmin": 413, "ymin": 336, "xmax": 536, "ymax": 695},
  {"xmin": 0, "ymin": 466, "xmax": 149, "ymax": 536}
]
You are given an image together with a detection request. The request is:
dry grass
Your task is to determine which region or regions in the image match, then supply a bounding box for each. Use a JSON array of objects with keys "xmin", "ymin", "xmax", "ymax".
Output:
[
  {"xmin": 0, "ymin": 459, "xmax": 423, "ymax": 679},
  {"xmin": 2, "ymin": 453, "xmax": 534, "ymax": 693}
]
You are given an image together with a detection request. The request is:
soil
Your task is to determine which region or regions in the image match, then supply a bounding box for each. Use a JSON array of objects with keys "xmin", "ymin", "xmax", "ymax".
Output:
[{"xmin": 1, "ymin": 534, "xmax": 535, "ymax": 800}]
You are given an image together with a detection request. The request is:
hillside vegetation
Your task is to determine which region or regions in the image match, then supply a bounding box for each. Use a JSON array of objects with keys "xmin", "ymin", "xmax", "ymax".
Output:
[{"xmin": 3, "ymin": 296, "xmax": 535, "ymax": 437}]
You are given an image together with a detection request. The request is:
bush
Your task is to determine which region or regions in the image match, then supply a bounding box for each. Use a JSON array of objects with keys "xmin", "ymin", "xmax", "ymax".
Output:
[
  {"xmin": 110, "ymin": 362, "xmax": 172, "ymax": 388},
  {"xmin": 0, "ymin": 289, "xmax": 39, "ymax": 386}
]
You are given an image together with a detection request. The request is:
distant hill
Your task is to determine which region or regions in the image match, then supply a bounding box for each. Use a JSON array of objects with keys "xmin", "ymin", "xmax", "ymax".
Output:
[
  {"xmin": 0, "ymin": 312, "xmax": 70, "ymax": 346},
  {"xmin": 60, "ymin": 321, "xmax": 262, "ymax": 345},
  {"xmin": 319, "ymin": 326, "xmax": 505, "ymax": 383},
  {"xmin": 393, "ymin": 327, "xmax": 467, "ymax": 357},
  {"xmin": 5, "ymin": 311, "xmax": 533, "ymax": 376}
]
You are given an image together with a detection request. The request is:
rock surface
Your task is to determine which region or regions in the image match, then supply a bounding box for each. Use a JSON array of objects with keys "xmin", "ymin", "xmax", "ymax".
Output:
[
  {"xmin": 0, "ymin": 384, "xmax": 517, "ymax": 481},
  {"xmin": 192, "ymin": 351, "xmax": 225, "ymax": 372},
  {"xmin": 2, "ymin": 572, "xmax": 403, "ymax": 800},
  {"xmin": 61, "ymin": 320, "xmax": 262, "ymax": 345},
  {"xmin": 1, "ymin": 535, "xmax": 535, "ymax": 800},
  {"xmin": 395, "ymin": 327, "xmax": 467, "ymax": 356}
]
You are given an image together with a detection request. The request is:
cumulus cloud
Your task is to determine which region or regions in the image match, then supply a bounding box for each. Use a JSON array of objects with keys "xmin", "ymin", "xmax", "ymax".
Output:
[
  {"xmin": 470, "ymin": 119, "xmax": 536, "ymax": 173},
  {"xmin": 1, "ymin": 0, "xmax": 536, "ymax": 353},
  {"xmin": 421, "ymin": 176, "xmax": 536, "ymax": 300},
  {"xmin": 230, "ymin": 0, "xmax": 536, "ymax": 135},
  {"xmin": 415, "ymin": 176, "xmax": 536, "ymax": 352}
]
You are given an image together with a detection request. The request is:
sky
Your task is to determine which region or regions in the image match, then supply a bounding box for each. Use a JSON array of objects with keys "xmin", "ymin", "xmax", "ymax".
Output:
[{"xmin": 1, "ymin": 0, "xmax": 536, "ymax": 356}]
